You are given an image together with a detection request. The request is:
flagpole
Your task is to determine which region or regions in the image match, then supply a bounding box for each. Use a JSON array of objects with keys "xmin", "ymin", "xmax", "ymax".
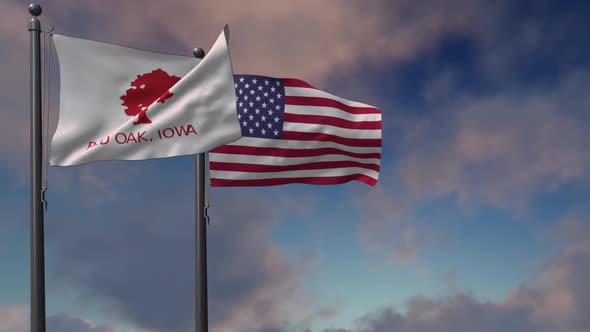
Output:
[
  {"xmin": 28, "ymin": 3, "xmax": 46, "ymax": 332},
  {"xmin": 193, "ymin": 48, "xmax": 208, "ymax": 332}
]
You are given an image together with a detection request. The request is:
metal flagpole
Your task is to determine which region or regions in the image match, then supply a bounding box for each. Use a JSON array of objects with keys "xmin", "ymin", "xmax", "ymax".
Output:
[
  {"xmin": 193, "ymin": 47, "xmax": 208, "ymax": 332},
  {"xmin": 28, "ymin": 3, "xmax": 46, "ymax": 332}
]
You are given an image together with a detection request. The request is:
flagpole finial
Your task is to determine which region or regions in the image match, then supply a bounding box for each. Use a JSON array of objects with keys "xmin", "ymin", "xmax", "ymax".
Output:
[
  {"xmin": 193, "ymin": 48, "xmax": 205, "ymax": 59},
  {"xmin": 28, "ymin": 3, "xmax": 42, "ymax": 16}
]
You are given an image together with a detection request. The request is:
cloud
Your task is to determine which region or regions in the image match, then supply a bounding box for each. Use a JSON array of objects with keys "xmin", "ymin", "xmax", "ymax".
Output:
[
  {"xmin": 0, "ymin": 307, "xmax": 118, "ymax": 332},
  {"xmin": 398, "ymin": 70, "xmax": 590, "ymax": 210},
  {"xmin": 475, "ymin": 1, "xmax": 590, "ymax": 83},
  {"xmin": 504, "ymin": 216, "xmax": 590, "ymax": 330},
  {"xmin": 12, "ymin": 207, "xmax": 590, "ymax": 332},
  {"xmin": 45, "ymin": 176, "xmax": 314, "ymax": 332},
  {"xmin": 356, "ymin": 68, "xmax": 590, "ymax": 266},
  {"xmin": 347, "ymin": 3, "xmax": 590, "ymax": 267},
  {"xmin": 355, "ymin": 180, "xmax": 452, "ymax": 265},
  {"xmin": 310, "ymin": 215, "xmax": 590, "ymax": 332},
  {"xmin": 47, "ymin": 314, "xmax": 119, "ymax": 332},
  {"xmin": 43, "ymin": 0, "xmax": 491, "ymax": 83},
  {"xmin": 47, "ymin": 161, "xmax": 143, "ymax": 207},
  {"xmin": 352, "ymin": 293, "xmax": 541, "ymax": 332},
  {"xmin": 12, "ymin": 213, "xmax": 590, "ymax": 332},
  {"xmin": 0, "ymin": 306, "xmax": 27, "ymax": 332}
]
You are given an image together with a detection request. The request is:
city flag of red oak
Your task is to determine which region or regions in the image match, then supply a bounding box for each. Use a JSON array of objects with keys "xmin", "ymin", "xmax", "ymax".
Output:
[{"xmin": 50, "ymin": 26, "xmax": 241, "ymax": 166}]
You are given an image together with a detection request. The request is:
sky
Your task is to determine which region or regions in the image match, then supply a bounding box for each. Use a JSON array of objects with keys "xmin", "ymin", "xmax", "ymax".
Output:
[{"xmin": 1, "ymin": 0, "xmax": 590, "ymax": 331}]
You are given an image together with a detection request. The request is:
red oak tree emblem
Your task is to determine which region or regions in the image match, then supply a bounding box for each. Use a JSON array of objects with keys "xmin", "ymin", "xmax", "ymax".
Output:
[{"xmin": 120, "ymin": 68, "xmax": 181, "ymax": 125}]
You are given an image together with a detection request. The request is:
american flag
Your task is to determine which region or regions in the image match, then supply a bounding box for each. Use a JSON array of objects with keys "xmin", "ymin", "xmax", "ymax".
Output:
[{"xmin": 209, "ymin": 75, "xmax": 382, "ymax": 186}]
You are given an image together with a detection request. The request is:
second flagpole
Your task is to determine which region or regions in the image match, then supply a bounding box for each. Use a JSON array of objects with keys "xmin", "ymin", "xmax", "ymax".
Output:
[{"xmin": 193, "ymin": 48, "xmax": 208, "ymax": 332}]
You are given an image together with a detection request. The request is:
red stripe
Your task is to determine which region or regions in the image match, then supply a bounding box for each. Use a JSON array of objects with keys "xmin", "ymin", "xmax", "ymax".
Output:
[
  {"xmin": 210, "ymin": 145, "xmax": 381, "ymax": 159},
  {"xmin": 211, "ymin": 174, "xmax": 377, "ymax": 187},
  {"xmin": 282, "ymin": 131, "xmax": 381, "ymax": 147},
  {"xmin": 285, "ymin": 96, "xmax": 381, "ymax": 115},
  {"xmin": 284, "ymin": 113, "xmax": 382, "ymax": 130},
  {"xmin": 281, "ymin": 78, "xmax": 317, "ymax": 89},
  {"xmin": 210, "ymin": 161, "xmax": 380, "ymax": 173}
]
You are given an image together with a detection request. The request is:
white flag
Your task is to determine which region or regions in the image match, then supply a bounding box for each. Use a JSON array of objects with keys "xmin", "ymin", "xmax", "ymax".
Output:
[{"xmin": 50, "ymin": 26, "xmax": 241, "ymax": 166}]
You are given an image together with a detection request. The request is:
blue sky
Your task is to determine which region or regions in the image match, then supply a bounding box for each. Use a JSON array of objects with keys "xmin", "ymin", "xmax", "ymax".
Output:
[{"xmin": 1, "ymin": 1, "xmax": 590, "ymax": 332}]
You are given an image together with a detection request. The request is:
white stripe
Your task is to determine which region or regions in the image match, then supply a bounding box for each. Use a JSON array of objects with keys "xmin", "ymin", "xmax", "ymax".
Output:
[
  {"xmin": 221, "ymin": 137, "xmax": 382, "ymax": 154},
  {"xmin": 283, "ymin": 122, "xmax": 382, "ymax": 139},
  {"xmin": 285, "ymin": 105, "xmax": 382, "ymax": 122},
  {"xmin": 210, "ymin": 167, "xmax": 379, "ymax": 180},
  {"xmin": 285, "ymin": 87, "xmax": 377, "ymax": 109},
  {"xmin": 210, "ymin": 152, "xmax": 380, "ymax": 166}
]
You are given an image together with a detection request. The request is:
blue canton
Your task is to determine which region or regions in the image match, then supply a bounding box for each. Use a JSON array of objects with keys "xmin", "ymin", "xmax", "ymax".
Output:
[{"xmin": 233, "ymin": 75, "xmax": 285, "ymax": 139}]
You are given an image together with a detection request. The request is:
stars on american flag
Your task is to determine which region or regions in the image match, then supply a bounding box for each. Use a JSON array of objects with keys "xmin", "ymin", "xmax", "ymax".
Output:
[{"xmin": 234, "ymin": 75, "xmax": 286, "ymax": 139}]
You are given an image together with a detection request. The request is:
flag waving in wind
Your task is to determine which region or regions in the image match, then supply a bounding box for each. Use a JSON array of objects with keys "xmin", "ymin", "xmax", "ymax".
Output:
[
  {"xmin": 209, "ymin": 75, "xmax": 382, "ymax": 186},
  {"xmin": 50, "ymin": 26, "xmax": 241, "ymax": 166}
]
